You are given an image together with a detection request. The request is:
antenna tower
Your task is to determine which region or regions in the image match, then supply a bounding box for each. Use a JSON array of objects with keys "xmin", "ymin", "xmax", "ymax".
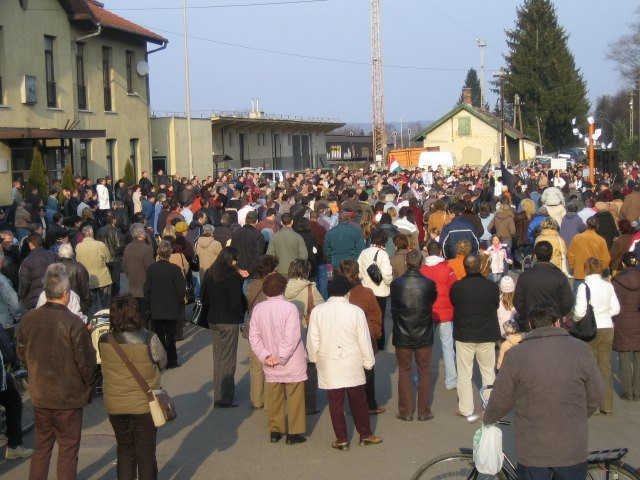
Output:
[{"xmin": 371, "ymin": 0, "xmax": 386, "ymax": 168}]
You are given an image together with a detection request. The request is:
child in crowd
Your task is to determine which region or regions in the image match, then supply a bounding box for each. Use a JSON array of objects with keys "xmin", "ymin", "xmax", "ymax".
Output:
[
  {"xmin": 497, "ymin": 276, "xmax": 517, "ymax": 336},
  {"xmin": 497, "ymin": 319, "xmax": 523, "ymax": 370},
  {"xmin": 484, "ymin": 235, "xmax": 513, "ymax": 283}
]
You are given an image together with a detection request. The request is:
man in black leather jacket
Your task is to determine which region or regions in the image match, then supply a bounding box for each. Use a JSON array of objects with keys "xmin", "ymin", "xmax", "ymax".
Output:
[
  {"xmin": 97, "ymin": 211, "xmax": 125, "ymax": 296},
  {"xmin": 390, "ymin": 250, "xmax": 437, "ymax": 422}
]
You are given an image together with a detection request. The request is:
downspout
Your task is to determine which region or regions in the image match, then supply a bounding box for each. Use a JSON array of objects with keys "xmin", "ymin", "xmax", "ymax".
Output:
[{"xmin": 145, "ymin": 40, "xmax": 168, "ymax": 176}]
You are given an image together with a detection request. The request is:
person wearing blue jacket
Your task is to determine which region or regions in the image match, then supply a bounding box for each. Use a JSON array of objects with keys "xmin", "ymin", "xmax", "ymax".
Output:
[
  {"xmin": 440, "ymin": 203, "xmax": 479, "ymax": 260},
  {"xmin": 324, "ymin": 212, "xmax": 365, "ymax": 269}
]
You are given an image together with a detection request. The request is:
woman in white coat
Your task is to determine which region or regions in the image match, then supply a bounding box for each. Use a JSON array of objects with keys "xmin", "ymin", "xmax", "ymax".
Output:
[{"xmin": 357, "ymin": 230, "xmax": 393, "ymax": 350}]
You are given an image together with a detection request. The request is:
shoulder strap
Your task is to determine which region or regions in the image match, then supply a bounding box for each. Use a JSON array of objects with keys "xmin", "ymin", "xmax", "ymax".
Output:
[
  {"xmin": 373, "ymin": 250, "xmax": 379, "ymax": 262},
  {"xmin": 584, "ymin": 283, "xmax": 591, "ymax": 304},
  {"xmin": 106, "ymin": 333, "xmax": 154, "ymax": 402},
  {"xmin": 307, "ymin": 284, "xmax": 314, "ymax": 317}
]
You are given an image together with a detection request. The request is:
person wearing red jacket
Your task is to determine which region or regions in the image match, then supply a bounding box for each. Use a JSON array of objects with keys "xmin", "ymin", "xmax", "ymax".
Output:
[{"xmin": 420, "ymin": 241, "xmax": 458, "ymax": 390}]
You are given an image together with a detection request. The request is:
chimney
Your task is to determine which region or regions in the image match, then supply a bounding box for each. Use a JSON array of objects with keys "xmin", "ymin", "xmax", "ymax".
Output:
[{"xmin": 462, "ymin": 87, "xmax": 472, "ymax": 106}]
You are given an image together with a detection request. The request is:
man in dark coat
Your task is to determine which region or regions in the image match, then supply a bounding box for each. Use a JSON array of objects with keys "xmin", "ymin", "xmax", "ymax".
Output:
[
  {"xmin": 97, "ymin": 211, "xmax": 125, "ymax": 296},
  {"xmin": 440, "ymin": 203, "xmax": 479, "ymax": 260},
  {"xmin": 230, "ymin": 211, "xmax": 265, "ymax": 275},
  {"xmin": 18, "ymin": 234, "xmax": 56, "ymax": 310},
  {"xmin": 390, "ymin": 250, "xmax": 438, "ymax": 421},
  {"xmin": 55, "ymin": 243, "xmax": 92, "ymax": 316},
  {"xmin": 514, "ymin": 240, "xmax": 574, "ymax": 331},
  {"xmin": 450, "ymin": 254, "xmax": 500, "ymax": 417},
  {"xmin": 484, "ymin": 304, "xmax": 603, "ymax": 478}
]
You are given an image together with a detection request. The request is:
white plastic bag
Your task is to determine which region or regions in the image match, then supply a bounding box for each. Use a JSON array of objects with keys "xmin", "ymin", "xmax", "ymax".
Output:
[{"xmin": 473, "ymin": 424, "xmax": 503, "ymax": 475}]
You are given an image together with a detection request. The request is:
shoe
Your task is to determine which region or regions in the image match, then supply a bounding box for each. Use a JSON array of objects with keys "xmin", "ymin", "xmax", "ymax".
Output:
[
  {"xmin": 253, "ymin": 405, "xmax": 264, "ymax": 410},
  {"xmin": 456, "ymin": 410, "xmax": 472, "ymax": 418},
  {"xmin": 446, "ymin": 386, "xmax": 457, "ymax": 391},
  {"xmin": 6, "ymin": 446, "xmax": 33, "ymax": 459},
  {"xmin": 270, "ymin": 432, "xmax": 282, "ymax": 443},
  {"xmin": 306, "ymin": 409, "xmax": 321, "ymax": 415},
  {"xmin": 600, "ymin": 411, "xmax": 613, "ymax": 416},
  {"xmin": 369, "ymin": 406, "xmax": 386, "ymax": 415},
  {"xmin": 359, "ymin": 435, "xmax": 383, "ymax": 446},
  {"xmin": 167, "ymin": 364, "xmax": 182, "ymax": 369},
  {"xmin": 285, "ymin": 434, "xmax": 307, "ymax": 445},
  {"xmin": 418, "ymin": 414, "xmax": 434, "ymax": 421},
  {"xmin": 331, "ymin": 441, "xmax": 350, "ymax": 451},
  {"xmin": 214, "ymin": 403, "xmax": 239, "ymax": 408},
  {"xmin": 396, "ymin": 414, "xmax": 413, "ymax": 421}
]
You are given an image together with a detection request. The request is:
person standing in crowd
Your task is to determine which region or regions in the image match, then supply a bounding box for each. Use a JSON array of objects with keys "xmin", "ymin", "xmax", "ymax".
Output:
[
  {"xmin": 195, "ymin": 224, "xmax": 223, "ymax": 284},
  {"xmin": 17, "ymin": 267, "xmax": 96, "ymax": 480},
  {"xmin": 446, "ymin": 239, "xmax": 472, "ymax": 281},
  {"xmin": 231, "ymin": 210, "xmax": 265, "ymax": 275},
  {"xmin": 96, "ymin": 178, "xmax": 111, "ymax": 212},
  {"xmin": 389, "ymin": 233, "xmax": 410, "ymax": 278},
  {"xmin": 357, "ymin": 230, "xmax": 393, "ymax": 351},
  {"xmin": 609, "ymin": 220, "xmax": 635, "ymax": 274},
  {"xmin": 484, "ymin": 304, "xmax": 604, "ymax": 479},
  {"xmin": 568, "ymin": 216, "xmax": 611, "ymax": 291},
  {"xmin": 514, "ymin": 241, "xmax": 574, "ymax": 331},
  {"xmin": 201, "ymin": 247, "xmax": 247, "ymax": 408},
  {"xmin": 18, "ymin": 233, "xmax": 56, "ymax": 310},
  {"xmin": 420, "ymin": 241, "xmax": 458, "ymax": 391},
  {"xmin": 307, "ymin": 276, "xmax": 382, "ymax": 451},
  {"xmin": 574, "ymin": 257, "xmax": 620, "ymax": 415},
  {"xmin": 99, "ymin": 295, "xmax": 167, "ymax": 480},
  {"xmin": 266, "ymin": 213, "xmax": 308, "ymax": 276},
  {"xmin": 390, "ymin": 250, "xmax": 437, "ymax": 422},
  {"xmin": 440, "ymin": 203, "xmax": 479, "ymax": 260},
  {"xmin": 76, "ymin": 225, "xmax": 112, "ymax": 313},
  {"xmin": 450, "ymin": 254, "xmax": 501, "ymax": 417},
  {"xmin": 483, "ymin": 235, "xmax": 512, "ymax": 283},
  {"xmin": 55, "ymin": 243, "xmax": 92, "ymax": 317},
  {"xmin": 611, "ymin": 253, "xmax": 640, "ymax": 401},
  {"xmin": 144, "ymin": 240, "xmax": 186, "ymax": 370},
  {"xmin": 123, "ymin": 224, "xmax": 155, "ymax": 327},
  {"xmin": 338, "ymin": 260, "xmax": 384, "ymax": 415},
  {"xmin": 324, "ymin": 212, "xmax": 366, "ymax": 270},
  {"xmin": 97, "ymin": 211, "xmax": 125, "ymax": 297},
  {"xmin": 249, "ymin": 273, "xmax": 308, "ymax": 445}
]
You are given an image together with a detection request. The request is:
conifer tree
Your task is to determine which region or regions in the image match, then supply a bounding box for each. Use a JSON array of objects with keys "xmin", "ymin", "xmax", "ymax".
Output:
[
  {"xmin": 124, "ymin": 160, "xmax": 135, "ymax": 187},
  {"xmin": 58, "ymin": 163, "xmax": 74, "ymax": 204},
  {"xmin": 27, "ymin": 147, "xmax": 48, "ymax": 202},
  {"xmin": 458, "ymin": 68, "xmax": 489, "ymax": 110}
]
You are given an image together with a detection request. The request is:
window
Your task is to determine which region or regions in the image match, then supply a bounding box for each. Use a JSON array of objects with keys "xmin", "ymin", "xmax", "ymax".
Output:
[
  {"xmin": 257, "ymin": 132, "xmax": 261, "ymax": 146},
  {"xmin": 76, "ymin": 43, "xmax": 86, "ymax": 109},
  {"xmin": 287, "ymin": 134, "xmax": 292, "ymax": 146},
  {"xmin": 106, "ymin": 139, "xmax": 116, "ymax": 177},
  {"xmin": 126, "ymin": 51, "xmax": 134, "ymax": 93},
  {"xmin": 458, "ymin": 117, "xmax": 471, "ymax": 136},
  {"xmin": 228, "ymin": 131, "xmax": 233, "ymax": 147},
  {"xmin": 44, "ymin": 36, "xmax": 56, "ymax": 107},
  {"xmin": 129, "ymin": 138, "xmax": 138, "ymax": 177},
  {"xmin": 102, "ymin": 47, "xmax": 112, "ymax": 111},
  {"xmin": 79, "ymin": 140, "xmax": 90, "ymax": 177},
  {"xmin": 0, "ymin": 27, "xmax": 4, "ymax": 104}
]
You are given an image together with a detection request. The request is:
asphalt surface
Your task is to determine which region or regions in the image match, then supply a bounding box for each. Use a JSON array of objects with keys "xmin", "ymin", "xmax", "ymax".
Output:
[{"xmin": 1, "ymin": 277, "xmax": 639, "ymax": 479}]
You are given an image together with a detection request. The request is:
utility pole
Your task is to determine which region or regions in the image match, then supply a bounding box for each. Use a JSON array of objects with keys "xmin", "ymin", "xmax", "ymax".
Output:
[
  {"xmin": 493, "ymin": 69, "xmax": 508, "ymax": 167},
  {"xmin": 400, "ymin": 116, "xmax": 404, "ymax": 149},
  {"xmin": 182, "ymin": 0, "xmax": 194, "ymax": 178},
  {"xmin": 371, "ymin": 0, "xmax": 387, "ymax": 169},
  {"xmin": 477, "ymin": 39, "xmax": 487, "ymax": 109},
  {"xmin": 631, "ymin": 92, "xmax": 634, "ymax": 141}
]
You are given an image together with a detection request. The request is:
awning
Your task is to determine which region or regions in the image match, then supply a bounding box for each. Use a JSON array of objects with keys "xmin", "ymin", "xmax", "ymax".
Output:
[{"xmin": 0, "ymin": 127, "xmax": 106, "ymax": 140}]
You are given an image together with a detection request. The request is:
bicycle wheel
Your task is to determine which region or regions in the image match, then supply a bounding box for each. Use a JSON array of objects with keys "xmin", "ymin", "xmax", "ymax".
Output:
[
  {"xmin": 412, "ymin": 452, "xmax": 509, "ymax": 480},
  {"xmin": 587, "ymin": 463, "xmax": 640, "ymax": 480}
]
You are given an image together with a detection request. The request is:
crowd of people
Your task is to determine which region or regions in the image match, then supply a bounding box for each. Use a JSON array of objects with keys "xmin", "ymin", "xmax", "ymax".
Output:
[{"xmin": 0, "ymin": 159, "xmax": 639, "ymax": 478}]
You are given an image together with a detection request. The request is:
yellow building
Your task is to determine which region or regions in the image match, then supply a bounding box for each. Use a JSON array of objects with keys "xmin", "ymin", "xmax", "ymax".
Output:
[
  {"xmin": 412, "ymin": 93, "xmax": 538, "ymax": 167},
  {"xmin": 0, "ymin": 0, "xmax": 167, "ymax": 204}
]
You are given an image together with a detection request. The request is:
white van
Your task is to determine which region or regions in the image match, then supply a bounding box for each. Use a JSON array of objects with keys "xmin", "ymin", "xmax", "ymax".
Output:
[
  {"xmin": 259, "ymin": 169, "xmax": 288, "ymax": 183},
  {"xmin": 418, "ymin": 151, "xmax": 456, "ymax": 170}
]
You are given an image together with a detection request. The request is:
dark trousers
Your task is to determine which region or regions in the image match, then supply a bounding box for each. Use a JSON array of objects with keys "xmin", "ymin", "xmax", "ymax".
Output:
[
  {"xmin": 365, "ymin": 337, "xmax": 379, "ymax": 409},
  {"xmin": 0, "ymin": 375, "xmax": 23, "ymax": 448},
  {"xmin": 154, "ymin": 320, "xmax": 178, "ymax": 368},
  {"xmin": 108, "ymin": 413, "xmax": 158, "ymax": 480},
  {"xmin": 211, "ymin": 324, "xmax": 239, "ymax": 404},
  {"xmin": 327, "ymin": 384, "xmax": 372, "ymax": 444},
  {"xmin": 108, "ymin": 262, "xmax": 122, "ymax": 297},
  {"xmin": 396, "ymin": 346, "xmax": 432, "ymax": 417},
  {"xmin": 618, "ymin": 351, "xmax": 640, "ymax": 400},
  {"xmin": 30, "ymin": 407, "xmax": 83, "ymax": 480},
  {"xmin": 136, "ymin": 297, "xmax": 149, "ymax": 329},
  {"xmin": 175, "ymin": 306, "xmax": 185, "ymax": 341},
  {"xmin": 517, "ymin": 462, "xmax": 587, "ymax": 479},
  {"xmin": 375, "ymin": 296, "xmax": 387, "ymax": 351},
  {"xmin": 304, "ymin": 363, "xmax": 318, "ymax": 413},
  {"xmin": 91, "ymin": 286, "xmax": 112, "ymax": 314}
]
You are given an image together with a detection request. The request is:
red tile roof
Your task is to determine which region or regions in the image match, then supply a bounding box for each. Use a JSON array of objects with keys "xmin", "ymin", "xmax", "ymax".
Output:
[{"xmin": 85, "ymin": 1, "xmax": 167, "ymax": 44}]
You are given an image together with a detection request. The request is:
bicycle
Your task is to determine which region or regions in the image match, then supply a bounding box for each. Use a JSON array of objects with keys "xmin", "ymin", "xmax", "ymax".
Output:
[{"xmin": 412, "ymin": 387, "xmax": 639, "ymax": 479}]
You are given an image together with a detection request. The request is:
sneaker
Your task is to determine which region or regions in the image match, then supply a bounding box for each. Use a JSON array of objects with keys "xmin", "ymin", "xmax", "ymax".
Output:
[
  {"xmin": 331, "ymin": 441, "xmax": 350, "ymax": 451},
  {"xmin": 359, "ymin": 435, "xmax": 383, "ymax": 446},
  {"xmin": 6, "ymin": 445, "xmax": 33, "ymax": 459}
]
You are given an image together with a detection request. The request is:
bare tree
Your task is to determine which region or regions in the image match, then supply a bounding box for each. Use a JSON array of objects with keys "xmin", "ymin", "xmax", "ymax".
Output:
[
  {"xmin": 329, "ymin": 125, "xmax": 367, "ymax": 136},
  {"xmin": 607, "ymin": 7, "xmax": 640, "ymax": 83}
]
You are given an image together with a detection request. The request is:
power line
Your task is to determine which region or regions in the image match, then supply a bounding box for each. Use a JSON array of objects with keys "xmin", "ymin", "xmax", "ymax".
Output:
[
  {"xmin": 30, "ymin": 0, "xmax": 328, "ymax": 11},
  {"xmin": 148, "ymin": 26, "xmax": 501, "ymax": 72}
]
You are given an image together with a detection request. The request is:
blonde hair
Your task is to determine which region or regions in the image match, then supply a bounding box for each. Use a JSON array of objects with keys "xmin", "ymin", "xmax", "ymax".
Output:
[
  {"xmin": 360, "ymin": 210, "xmax": 373, "ymax": 239},
  {"xmin": 162, "ymin": 226, "xmax": 176, "ymax": 238},
  {"xmin": 501, "ymin": 291, "xmax": 514, "ymax": 311},
  {"xmin": 386, "ymin": 207, "xmax": 397, "ymax": 219},
  {"xmin": 520, "ymin": 199, "xmax": 535, "ymax": 221}
]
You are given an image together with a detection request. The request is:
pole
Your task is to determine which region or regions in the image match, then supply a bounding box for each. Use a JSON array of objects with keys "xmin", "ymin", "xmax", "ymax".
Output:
[
  {"xmin": 589, "ymin": 122, "xmax": 595, "ymax": 185},
  {"xmin": 400, "ymin": 116, "xmax": 404, "ymax": 149},
  {"xmin": 477, "ymin": 39, "xmax": 487, "ymax": 109},
  {"xmin": 631, "ymin": 93, "xmax": 634, "ymax": 141},
  {"xmin": 536, "ymin": 117, "xmax": 543, "ymax": 154},
  {"xmin": 182, "ymin": 0, "xmax": 194, "ymax": 178},
  {"xmin": 500, "ymin": 76, "xmax": 505, "ymax": 168}
]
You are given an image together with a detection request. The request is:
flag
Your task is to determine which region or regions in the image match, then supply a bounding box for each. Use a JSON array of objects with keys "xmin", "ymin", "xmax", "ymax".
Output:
[
  {"xmin": 389, "ymin": 156, "xmax": 401, "ymax": 173},
  {"xmin": 500, "ymin": 165, "xmax": 519, "ymax": 190},
  {"xmin": 479, "ymin": 158, "xmax": 492, "ymax": 178}
]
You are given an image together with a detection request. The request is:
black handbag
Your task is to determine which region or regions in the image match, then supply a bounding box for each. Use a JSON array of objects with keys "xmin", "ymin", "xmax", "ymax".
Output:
[
  {"xmin": 366, "ymin": 250, "xmax": 383, "ymax": 286},
  {"xmin": 0, "ymin": 328, "xmax": 16, "ymax": 365},
  {"xmin": 189, "ymin": 250, "xmax": 200, "ymax": 272},
  {"xmin": 570, "ymin": 284, "xmax": 597, "ymax": 342}
]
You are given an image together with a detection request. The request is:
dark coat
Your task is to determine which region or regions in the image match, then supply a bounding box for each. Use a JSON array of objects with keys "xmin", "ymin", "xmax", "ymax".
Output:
[
  {"xmin": 56, "ymin": 258, "xmax": 92, "ymax": 315},
  {"xmin": 484, "ymin": 327, "xmax": 604, "ymax": 468},
  {"xmin": 390, "ymin": 271, "xmax": 437, "ymax": 348},
  {"xmin": 17, "ymin": 302, "xmax": 96, "ymax": 409},
  {"xmin": 440, "ymin": 216, "xmax": 479, "ymax": 260},
  {"xmin": 450, "ymin": 273, "xmax": 501, "ymax": 343},
  {"xmin": 122, "ymin": 239, "xmax": 155, "ymax": 298},
  {"xmin": 594, "ymin": 210, "xmax": 619, "ymax": 249},
  {"xmin": 213, "ymin": 224, "xmax": 238, "ymax": 248},
  {"xmin": 97, "ymin": 223, "xmax": 125, "ymax": 261},
  {"xmin": 231, "ymin": 225, "xmax": 265, "ymax": 274},
  {"xmin": 18, "ymin": 247, "xmax": 56, "ymax": 309},
  {"xmin": 143, "ymin": 260, "xmax": 186, "ymax": 321},
  {"xmin": 611, "ymin": 268, "xmax": 640, "ymax": 352},
  {"xmin": 201, "ymin": 270, "xmax": 246, "ymax": 325},
  {"xmin": 514, "ymin": 262, "xmax": 574, "ymax": 331}
]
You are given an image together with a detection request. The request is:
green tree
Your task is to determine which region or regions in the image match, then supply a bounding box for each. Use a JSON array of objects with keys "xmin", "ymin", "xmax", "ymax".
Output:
[
  {"xmin": 613, "ymin": 121, "xmax": 640, "ymax": 164},
  {"xmin": 58, "ymin": 163, "xmax": 74, "ymax": 204},
  {"xmin": 502, "ymin": 0, "xmax": 589, "ymax": 151},
  {"xmin": 123, "ymin": 159, "xmax": 135, "ymax": 187},
  {"xmin": 458, "ymin": 68, "xmax": 489, "ymax": 109},
  {"xmin": 27, "ymin": 147, "xmax": 48, "ymax": 202}
]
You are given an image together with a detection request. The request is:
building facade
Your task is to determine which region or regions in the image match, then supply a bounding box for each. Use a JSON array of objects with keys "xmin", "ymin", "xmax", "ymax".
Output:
[
  {"xmin": 326, "ymin": 134, "xmax": 373, "ymax": 162},
  {"xmin": 0, "ymin": 0, "xmax": 166, "ymax": 204}
]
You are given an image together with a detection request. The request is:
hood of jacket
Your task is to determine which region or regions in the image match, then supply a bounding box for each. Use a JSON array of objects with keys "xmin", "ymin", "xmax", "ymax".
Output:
[
  {"xmin": 424, "ymin": 255, "xmax": 445, "ymax": 267},
  {"xmin": 196, "ymin": 236, "xmax": 216, "ymax": 248},
  {"xmin": 613, "ymin": 268, "xmax": 640, "ymax": 292},
  {"xmin": 188, "ymin": 221, "xmax": 201, "ymax": 231},
  {"xmin": 495, "ymin": 209, "xmax": 514, "ymax": 220},
  {"xmin": 284, "ymin": 278, "xmax": 314, "ymax": 298}
]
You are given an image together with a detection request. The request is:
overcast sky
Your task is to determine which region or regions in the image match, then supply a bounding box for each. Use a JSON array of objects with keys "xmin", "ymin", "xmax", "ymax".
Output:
[{"xmin": 106, "ymin": 0, "xmax": 636, "ymax": 124}]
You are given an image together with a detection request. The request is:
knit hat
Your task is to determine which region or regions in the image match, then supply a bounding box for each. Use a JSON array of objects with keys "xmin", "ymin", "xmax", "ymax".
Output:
[
  {"xmin": 499, "ymin": 276, "xmax": 515, "ymax": 293},
  {"xmin": 175, "ymin": 221, "xmax": 188, "ymax": 233}
]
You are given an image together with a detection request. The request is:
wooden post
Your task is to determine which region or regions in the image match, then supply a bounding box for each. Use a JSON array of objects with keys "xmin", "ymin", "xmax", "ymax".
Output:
[{"xmin": 589, "ymin": 122, "xmax": 595, "ymax": 185}]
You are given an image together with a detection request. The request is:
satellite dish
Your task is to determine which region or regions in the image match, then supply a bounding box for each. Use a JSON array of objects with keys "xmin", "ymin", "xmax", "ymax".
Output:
[{"xmin": 136, "ymin": 60, "xmax": 150, "ymax": 76}]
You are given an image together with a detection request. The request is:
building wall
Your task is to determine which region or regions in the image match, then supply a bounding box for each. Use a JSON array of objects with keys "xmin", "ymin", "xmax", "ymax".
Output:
[
  {"xmin": 150, "ymin": 117, "xmax": 211, "ymax": 178},
  {"xmin": 0, "ymin": 0, "xmax": 156, "ymax": 204}
]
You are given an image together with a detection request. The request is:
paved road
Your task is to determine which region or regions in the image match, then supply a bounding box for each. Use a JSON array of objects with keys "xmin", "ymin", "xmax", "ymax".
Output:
[{"xmin": 2, "ymin": 295, "xmax": 639, "ymax": 478}]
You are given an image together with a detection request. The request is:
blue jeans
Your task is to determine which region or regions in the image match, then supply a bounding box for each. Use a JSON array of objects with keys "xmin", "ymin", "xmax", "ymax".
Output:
[
  {"xmin": 517, "ymin": 462, "xmax": 587, "ymax": 480},
  {"xmin": 435, "ymin": 321, "xmax": 457, "ymax": 389},
  {"xmin": 192, "ymin": 271, "xmax": 201, "ymax": 300},
  {"xmin": 315, "ymin": 263, "xmax": 329, "ymax": 300}
]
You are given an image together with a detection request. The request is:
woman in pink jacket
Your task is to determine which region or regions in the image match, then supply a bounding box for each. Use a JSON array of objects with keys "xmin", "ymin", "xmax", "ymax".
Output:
[{"xmin": 249, "ymin": 273, "xmax": 308, "ymax": 445}]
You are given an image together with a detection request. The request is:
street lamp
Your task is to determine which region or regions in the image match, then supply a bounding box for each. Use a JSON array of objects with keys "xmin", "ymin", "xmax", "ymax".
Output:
[{"xmin": 571, "ymin": 117, "xmax": 601, "ymax": 185}]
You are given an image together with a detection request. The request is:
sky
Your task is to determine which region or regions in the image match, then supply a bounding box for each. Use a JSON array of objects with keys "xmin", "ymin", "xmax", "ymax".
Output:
[{"xmin": 103, "ymin": 0, "xmax": 637, "ymax": 124}]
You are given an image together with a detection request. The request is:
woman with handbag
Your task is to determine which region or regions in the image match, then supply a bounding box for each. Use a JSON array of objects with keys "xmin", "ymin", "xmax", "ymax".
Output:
[
  {"xmin": 573, "ymin": 257, "xmax": 621, "ymax": 414},
  {"xmin": 99, "ymin": 294, "xmax": 167, "ymax": 480},
  {"xmin": 284, "ymin": 259, "xmax": 324, "ymax": 415},
  {"xmin": 357, "ymin": 230, "xmax": 393, "ymax": 350}
]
